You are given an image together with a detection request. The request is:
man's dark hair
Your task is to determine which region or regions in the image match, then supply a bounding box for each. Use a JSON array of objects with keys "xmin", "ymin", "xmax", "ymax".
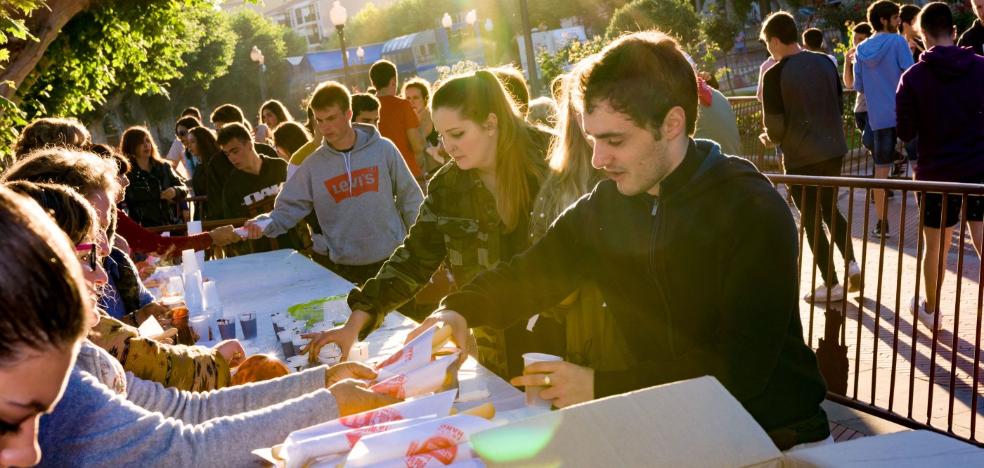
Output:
[
  {"xmin": 802, "ymin": 28, "xmax": 825, "ymax": 50},
  {"xmin": 272, "ymin": 122, "xmax": 312, "ymax": 156},
  {"xmin": 491, "ymin": 65, "xmax": 531, "ymax": 115},
  {"xmin": 181, "ymin": 107, "xmax": 202, "ymax": 121},
  {"xmin": 900, "ymin": 4, "xmax": 921, "ymax": 25},
  {"xmin": 309, "ymin": 81, "xmax": 351, "ymax": 113},
  {"xmin": 351, "ymin": 93, "xmax": 380, "ymax": 120},
  {"xmin": 369, "ymin": 60, "xmax": 397, "ymax": 89},
  {"xmin": 14, "ymin": 117, "xmax": 91, "ymax": 158},
  {"xmin": 581, "ymin": 31, "xmax": 698, "ymax": 138},
  {"xmin": 88, "ymin": 143, "xmax": 132, "ymax": 175},
  {"xmin": 853, "ymin": 22, "xmax": 874, "ymax": 37},
  {"xmin": 868, "ymin": 1, "xmax": 901, "ymax": 32},
  {"xmin": 761, "ymin": 12, "xmax": 799, "ymax": 45},
  {"xmin": 216, "ymin": 122, "xmax": 252, "ymax": 146},
  {"xmin": 918, "ymin": 2, "xmax": 955, "ymax": 40},
  {"xmin": 175, "ymin": 116, "xmax": 201, "ymax": 134},
  {"xmin": 211, "ymin": 104, "xmax": 247, "ymax": 125}
]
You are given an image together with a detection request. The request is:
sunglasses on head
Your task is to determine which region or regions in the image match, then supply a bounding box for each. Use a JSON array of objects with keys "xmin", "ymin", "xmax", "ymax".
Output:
[{"xmin": 76, "ymin": 243, "xmax": 97, "ymax": 271}]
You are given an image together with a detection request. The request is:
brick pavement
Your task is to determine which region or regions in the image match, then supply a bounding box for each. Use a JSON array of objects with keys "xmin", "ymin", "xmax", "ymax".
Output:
[{"xmin": 781, "ymin": 183, "xmax": 984, "ymax": 443}]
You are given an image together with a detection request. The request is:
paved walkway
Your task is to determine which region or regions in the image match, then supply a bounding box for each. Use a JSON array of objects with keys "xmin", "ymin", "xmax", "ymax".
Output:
[{"xmin": 782, "ymin": 183, "xmax": 984, "ymax": 443}]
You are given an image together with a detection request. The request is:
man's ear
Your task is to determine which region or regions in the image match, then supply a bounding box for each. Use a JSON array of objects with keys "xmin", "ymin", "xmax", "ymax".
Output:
[{"xmin": 660, "ymin": 106, "xmax": 687, "ymax": 141}]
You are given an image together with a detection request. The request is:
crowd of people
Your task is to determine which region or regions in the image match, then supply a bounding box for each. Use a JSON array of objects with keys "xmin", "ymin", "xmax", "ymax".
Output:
[{"xmin": 1, "ymin": 0, "xmax": 982, "ymax": 465}]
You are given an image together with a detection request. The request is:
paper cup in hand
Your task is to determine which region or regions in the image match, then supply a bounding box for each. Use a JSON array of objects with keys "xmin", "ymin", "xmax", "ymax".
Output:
[
  {"xmin": 345, "ymin": 414, "xmax": 495, "ymax": 467},
  {"xmin": 522, "ymin": 352, "xmax": 563, "ymax": 409},
  {"xmin": 371, "ymin": 353, "xmax": 459, "ymax": 400},
  {"xmin": 283, "ymin": 391, "xmax": 457, "ymax": 456}
]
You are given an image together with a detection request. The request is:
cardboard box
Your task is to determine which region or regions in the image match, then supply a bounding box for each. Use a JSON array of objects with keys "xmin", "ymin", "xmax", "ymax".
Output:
[
  {"xmin": 784, "ymin": 429, "xmax": 984, "ymax": 467},
  {"xmin": 468, "ymin": 376, "xmax": 984, "ymax": 467},
  {"xmin": 469, "ymin": 376, "xmax": 784, "ymax": 467}
]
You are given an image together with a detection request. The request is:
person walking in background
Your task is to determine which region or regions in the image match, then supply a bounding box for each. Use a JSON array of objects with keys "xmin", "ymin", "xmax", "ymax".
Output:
[
  {"xmin": 802, "ymin": 27, "xmax": 839, "ymax": 67},
  {"xmin": 761, "ymin": 12, "xmax": 861, "ymax": 302},
  {"xmin": 256, "ymin": 99, "xmax": 295, "ymax": 145},
  {"xmin": 844, "ymin": 22, "xmax": 876, "ymax": 155},
  {"xmin": 896, "ymin": 2, "xmax": 984, "ymax": 331},
  {"xmin": 119, "ymin": 126, "xmax": 187, "ymax": 228},
  {"xmin": 351, "ymin": 93, "xmax": 381, "ymax": 126},
  {"xmin": 403, "ymin": 77, "xmax": 446, "ymax": 177},
  {"xmin": 958, "ymin": 0, "xmax": 984, "ymax": 54},
  {"xmin": 369, "ymin": 60, "xmax": 425, "ymax": 179},
  {"xmin": 272, "ymin": 121, "xmax": 313, "ymax": 161},
  {"xmin": 853, "ymin": 0, "xmax": 915, "ymax": 238}
]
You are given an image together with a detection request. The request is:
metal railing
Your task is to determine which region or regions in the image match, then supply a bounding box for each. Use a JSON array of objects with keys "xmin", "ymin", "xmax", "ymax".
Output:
[
  {"xmin": 729, "ymin": 92, "xmax": 884, "ymax": 177},
  {"xmin": 765, "ymin": 173, "xmax": 984, "ymax": 446}
]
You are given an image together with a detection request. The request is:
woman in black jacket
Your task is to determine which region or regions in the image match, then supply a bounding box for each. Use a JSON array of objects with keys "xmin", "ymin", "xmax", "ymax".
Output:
[{"xmin": 120, "ymin": 126, "xmax": 187, "ymax": 227}]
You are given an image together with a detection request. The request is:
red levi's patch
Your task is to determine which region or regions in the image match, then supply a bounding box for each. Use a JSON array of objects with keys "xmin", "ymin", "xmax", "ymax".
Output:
[{"xmin": 323, "ymin": 166, "xmax": 380, "ymax": 203}]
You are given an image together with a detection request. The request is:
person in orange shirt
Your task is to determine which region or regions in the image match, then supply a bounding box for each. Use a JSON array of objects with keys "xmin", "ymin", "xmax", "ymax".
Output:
[{"xmin": 369, "ymin": 60, "xmax": 426, "ymax": 179}]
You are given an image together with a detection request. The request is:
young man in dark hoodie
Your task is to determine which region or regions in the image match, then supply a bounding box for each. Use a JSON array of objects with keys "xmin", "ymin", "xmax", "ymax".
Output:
[
  {"xmin": 407, "ymin": 31, "xmax": 831, "ymax": 450},
  {"xmin": 244, "ymin": 82, "xmax": 423, "ymax": 285},
  {"xmin": 896, "ymin": 2, "xmax": 984, "ymax": 331},
  {"xmin": 217, "ymin": 123, "xmax": 304, "ymax": 256},
  {"xmin": 958, "ymin": 0, "xmax": 984, "ymax": 55}
]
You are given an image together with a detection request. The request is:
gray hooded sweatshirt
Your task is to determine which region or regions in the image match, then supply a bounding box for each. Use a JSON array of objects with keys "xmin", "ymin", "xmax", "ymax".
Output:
[{"xmin": 257, "ymin": 123, "xmax": 423, "ymax": 265}]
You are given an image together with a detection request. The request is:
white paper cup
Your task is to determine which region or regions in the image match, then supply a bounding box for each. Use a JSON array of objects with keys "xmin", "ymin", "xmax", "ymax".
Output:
[
  {"xmin": 318, "ymin": 343, "xmax": 342, "ymax": 365},
  {"xmin": 349, "ymin": 342, "xmax": 369, "ymax": 362},
  {"xmin": 189, "ymin": 316, "xmax": 210, "ymax": 343},
  {"xmin": 522, "ymin": 352, "xmax": 563, "ymax": 409}
]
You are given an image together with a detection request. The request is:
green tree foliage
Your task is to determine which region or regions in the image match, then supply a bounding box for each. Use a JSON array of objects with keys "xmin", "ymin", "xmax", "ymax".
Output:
[
  {"xmin": 206, "ymin": 9, "xmax": 290, "ymax": 122},
  {"xmin": 702, "ymin": 4, "xmax": 738, "ymax": 53},
  {"xmin": 606, "ymin": 0, "xmax": 701, "ymax": 47},
  {"xmin": 0, "ymin": 0, "xmax": 42, "ymax": 164},
  {"xmin": 537, "ymin": 35, "xmax": 605, "ymax": 93}
]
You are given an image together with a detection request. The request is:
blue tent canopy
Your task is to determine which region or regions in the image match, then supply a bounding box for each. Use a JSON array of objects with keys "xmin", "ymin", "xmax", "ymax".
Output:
[{"xmin": 303, "ymin": 42, "xmax": 384, "ymax": 73}]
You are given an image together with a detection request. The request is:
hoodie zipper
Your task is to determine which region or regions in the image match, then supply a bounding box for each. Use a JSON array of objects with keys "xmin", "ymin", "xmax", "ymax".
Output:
[{"xmin": 649, "ymin": 197, "xmax": 677, "ymax": 358}]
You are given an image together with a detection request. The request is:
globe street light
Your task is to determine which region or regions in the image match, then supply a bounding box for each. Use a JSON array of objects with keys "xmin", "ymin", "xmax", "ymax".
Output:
[
  {"xmin": 329, "ymin": 1, "xmax": 350, "ymax": 87},
  {"xmin": 250, "ymin": 45, "xmax": 266, "ymax": 102},
  {"xmin": 441, "ymin": 12, "xmax": 453, "ymax": 65}
]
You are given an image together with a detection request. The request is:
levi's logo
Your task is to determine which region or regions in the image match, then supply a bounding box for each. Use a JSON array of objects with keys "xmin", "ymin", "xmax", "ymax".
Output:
[{"xmin": 323, "ymin": 166, "xmax": 379, "ymax": 203}]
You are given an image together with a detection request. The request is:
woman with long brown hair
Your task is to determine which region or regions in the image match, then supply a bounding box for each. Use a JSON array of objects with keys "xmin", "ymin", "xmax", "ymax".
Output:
[
  {"xmin": 119, "ymin": 126, "xmax": 188, "ymax": 227},
  {"xmin": 186, "ymin": 126, "xmax": 233, "ymax": 221},
  {"xmin": 306, "ymin": 70, "xmax": 565, "ymax": 379}
]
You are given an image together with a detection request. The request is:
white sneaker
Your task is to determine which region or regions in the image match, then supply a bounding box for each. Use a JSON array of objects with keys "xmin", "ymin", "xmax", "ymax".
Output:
[
  {"xmin": 804, "ymin": 284, "xmax": 846, "ymax": 303},
  {"xmin": 847, "ymin": 261, "xmax": 863, "ymax": 292},
  {"xmin": 911, "ymin": 297, "xmax": 937, "ymax": 330}
]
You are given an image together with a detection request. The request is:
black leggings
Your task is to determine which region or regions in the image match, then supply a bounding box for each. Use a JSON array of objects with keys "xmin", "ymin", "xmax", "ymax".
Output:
[{"xmin": 788, "ymin": 157, "xmax": 856, "ymax": 285}]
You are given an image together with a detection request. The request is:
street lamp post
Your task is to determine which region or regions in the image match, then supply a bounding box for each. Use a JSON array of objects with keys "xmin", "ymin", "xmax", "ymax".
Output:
[
  {"xmin": 441, "ymin": 12, "xmax": 453, "ymax": 66},
  {"xmin": 329, "ymin": 1, "xmax": 350, "ymax": 87},
  {"xmin": 250, "ymin": 45, "xmax": 266, "ymax": 102},
  {"xmin": 517, "ymin": 0, "xmax": 540, "ymax": 95},
  {"xmin": 356, "ymin": 46, "xmax": 365, "ymax": 90},
  {"xmin": 465, "ymin": 9, "xmax": 477, "ymax": 63}
]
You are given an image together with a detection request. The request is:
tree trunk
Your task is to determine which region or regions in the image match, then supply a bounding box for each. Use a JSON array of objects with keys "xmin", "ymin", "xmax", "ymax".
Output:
[
  {"xmin": 0, "ymin": 0, "xmax": 93, "ymax": 100},
  {"xmin": 725, "ymin": 0, "xmax": 737, "ymax": 21}
]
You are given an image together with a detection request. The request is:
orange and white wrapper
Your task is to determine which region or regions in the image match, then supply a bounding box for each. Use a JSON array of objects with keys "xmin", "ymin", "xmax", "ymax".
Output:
[
  {"xmin": 282, "ymin": 417, "xmax": 437, "ymax": 468},
  {"xmin": 281, "ymin": 391, "xmax": 457, "ymax": 464},
  {"xmin": 345, "ymin": 415, "xmax": 495, "ymax": 467},
  {"xmin": 371, "ymin": 353, "xmax": 459, "ymax": 400},
  {"xmin": 375, "ymin": 325, "xmax": 437, "ymax": 379},
  {"xmin": 360, "ymin": 444, "xmax": 484, "ymax": 468}
]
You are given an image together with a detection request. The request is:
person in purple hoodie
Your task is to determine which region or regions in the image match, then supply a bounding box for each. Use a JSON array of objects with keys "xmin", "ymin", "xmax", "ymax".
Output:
[
  {"xmin": 854, "ymin": 0, "xmax": 915, "ymax": 238},
  {"xmin": 896, "ymin": 2, "xmax": 984, "ymax": 331}
]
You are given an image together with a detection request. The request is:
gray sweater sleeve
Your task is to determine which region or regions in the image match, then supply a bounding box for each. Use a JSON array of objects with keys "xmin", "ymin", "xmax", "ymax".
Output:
[
  {"xmin": 388, "ymin": 145, "xmax": 424, "ymax": 230},
  {"xmin": 39, "ymin": 368, "xmax": 340, "ymax": 468},
  {"xmin": 262, "ymin": 158, "xmax": 315, "ymax": 238},
  {"xmin": 125, "ymin": 366, "xmax": 327, "ymax": 424}
]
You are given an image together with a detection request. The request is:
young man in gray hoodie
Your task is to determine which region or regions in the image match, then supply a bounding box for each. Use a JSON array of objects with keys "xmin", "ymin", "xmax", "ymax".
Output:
[{"xmin": 244, "ymin": 81, "xmax": 424, "ymax": 285}]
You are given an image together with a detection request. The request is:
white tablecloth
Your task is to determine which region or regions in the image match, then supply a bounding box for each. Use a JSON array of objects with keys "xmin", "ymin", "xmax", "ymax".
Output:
[{"xmin": 201, "ymin": 249, "xmax": 525, "ymax": 413}]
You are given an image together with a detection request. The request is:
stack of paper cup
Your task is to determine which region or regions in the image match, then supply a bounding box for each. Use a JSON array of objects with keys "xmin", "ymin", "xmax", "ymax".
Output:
[
  {"xmin": 185, "ymin": 221, "xmax": 206, "ymax": 267},
  {"xmin": 349, "ymin": 342, "xmax": 369, "ymax": 362},
  {"xmin": 181, "ymin": 249, "xmax": 200, "ymax": 276},
  {"xmin": 182, "ymin": 270, "xmax": 204, "ymax": 315},
  {"xmin": 201, "ymin": 281, "xmax": 222, "ymax": 313}
]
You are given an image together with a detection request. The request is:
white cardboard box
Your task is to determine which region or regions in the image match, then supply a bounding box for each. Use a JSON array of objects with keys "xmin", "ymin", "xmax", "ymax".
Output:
[{"xmin": 468, "ymin": 376, "xmax": 983, "ymax": 467}]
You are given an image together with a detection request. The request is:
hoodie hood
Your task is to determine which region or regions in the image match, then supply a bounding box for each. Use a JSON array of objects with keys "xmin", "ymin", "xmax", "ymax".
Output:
[
  {"xmin": 321, "ymin": 123, "xmax": 381, "ymax": 156},
  {"xmin": 661, "ymin": 139, "xmax": 767, "ymax": 205},
  {"xmin": 857, "ymin": 33, "xmax": 900, "ymax": 65},
  {"xmin": 921, "ymin": 45, "xmax": 978, "ymax": 80}
]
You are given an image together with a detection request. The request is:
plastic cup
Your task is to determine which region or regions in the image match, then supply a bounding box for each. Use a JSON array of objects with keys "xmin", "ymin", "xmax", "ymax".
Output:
[
  {"xmin": 318, "ymin": 343, "xmax": 342, "ymax": 366},
  {"xmin": 189, "ymin": 316, "xmax": 210, "ymax": 344},
  {"xmin": 239, "ymin": 313, "xmax": 258, "ymax": 340},
  {"xmin": 522, "ymin": 353, "xmax": 564, "ymax": 409},
  {"xmin": 217, "ymin": 318, "xmax": 237, "ymax": 340},
  {"xmin": 166, "ymin": 276, "xmax": 184, "ymax": 297},
  {"xmin": 278, "ymin": 330, "xmax": 296, "ymax": 358}
]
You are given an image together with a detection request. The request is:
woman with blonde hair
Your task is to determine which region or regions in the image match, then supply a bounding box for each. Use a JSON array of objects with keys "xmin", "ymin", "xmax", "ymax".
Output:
[{"xmin": 306, "ymin": 70, "xmax": 565, "ymax": 378}]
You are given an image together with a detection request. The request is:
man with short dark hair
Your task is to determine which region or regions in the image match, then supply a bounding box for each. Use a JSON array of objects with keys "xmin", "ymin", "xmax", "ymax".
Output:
[
  {"xmin": 216, "ymin": 123, "xmax": 303, "ymax": 256},
  {"xmin": 408, "ymin": 31, "xmax": 831, "ymax": 450},
  {"xmin": 244, "ymin": 81, "xmax": 423, "ymax": 285},
  {"xmin": 351, "ymin": 93, "xmax": 380, "ymax": 126},
  {"xmin": 854, "ymin": 0, "xmax": 915, "ymax": 237},
  {"xmin": 802, "ymin": 27, "xmax": 838, "ymax": 67},
  {"xmin": 896, "ymin": 1, "xmax": 984, "ymax": 329},
  {"xmin": 761, "ymin": 12, "xmax": 860, "ymax": 303},
  {"xmin": 900, "ymin": 4, "xmax": 926, "ymax": 62},
  {"xmin": 209, "ymin": 103, "xmax": 280, "ymax": 161},
  {"xmin": 957, "ymin": 0, "xmax": 984, "ymax": 54},
  {"xmin": 369, "ymin": 60, "xmax": 425, "ymax": 179},
  {"xmin": 181, "ymin": 106, "xmax": 202, "ymax": 122}
]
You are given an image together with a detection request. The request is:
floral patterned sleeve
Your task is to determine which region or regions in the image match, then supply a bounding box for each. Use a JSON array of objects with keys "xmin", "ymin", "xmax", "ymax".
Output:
[{"xmin": 88, "ymin": 314, "xmax": 231, "ymax": 391}]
